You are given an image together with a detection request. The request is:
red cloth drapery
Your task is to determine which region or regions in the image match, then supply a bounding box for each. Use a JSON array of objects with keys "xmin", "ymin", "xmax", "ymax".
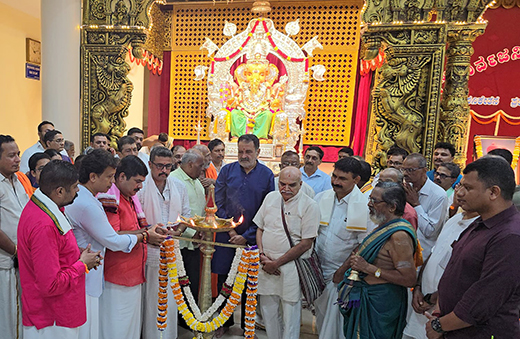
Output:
[{"xmin": 350, "ymin": 71, "xmax": 373, "ymax": 156}]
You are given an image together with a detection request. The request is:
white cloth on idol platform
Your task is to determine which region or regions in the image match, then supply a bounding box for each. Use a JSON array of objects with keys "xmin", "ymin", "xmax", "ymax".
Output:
[{"xmin": 99, "ymin": 282, "xmax": 142, "ymax": 339}]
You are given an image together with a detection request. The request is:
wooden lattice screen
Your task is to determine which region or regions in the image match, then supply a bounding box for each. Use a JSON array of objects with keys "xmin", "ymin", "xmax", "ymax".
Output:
[{"xmin": 169, "ymin": 0, "xmax": 362, "ymax": 145}]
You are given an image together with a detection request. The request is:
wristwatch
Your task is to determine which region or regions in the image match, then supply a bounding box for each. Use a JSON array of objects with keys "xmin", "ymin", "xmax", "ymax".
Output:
[
  {"xmin": 374, "ymin": 267, "xmax": 382, "ymax": 278},
  {"xmin": 431, "ymin": 317, "xmax": 445, "ymax": 333}
]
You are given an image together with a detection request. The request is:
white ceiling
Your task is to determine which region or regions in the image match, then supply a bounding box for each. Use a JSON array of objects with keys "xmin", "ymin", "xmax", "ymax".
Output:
[{"xmin": 0, "ymin": 0, "xmax": 40, "ymax": 18}]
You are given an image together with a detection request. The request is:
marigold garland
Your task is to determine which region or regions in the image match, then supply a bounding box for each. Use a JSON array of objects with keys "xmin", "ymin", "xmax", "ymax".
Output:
[{"xmin": 157, "ymin": 239, "xmax": 260, "ymax": 339}]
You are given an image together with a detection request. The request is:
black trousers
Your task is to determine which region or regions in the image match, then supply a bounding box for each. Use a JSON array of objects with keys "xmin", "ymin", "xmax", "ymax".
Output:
[
  {"xmin": 178, "ymin": 248, "xmax": 201, "ymax": 329},
  {"xmin": 217, "ymin": 273, "xmax": 247, "ymax": 329}
]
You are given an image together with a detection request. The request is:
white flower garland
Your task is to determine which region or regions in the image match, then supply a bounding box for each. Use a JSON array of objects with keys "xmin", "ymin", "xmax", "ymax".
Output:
[{"xmin": 172, "ymin": 240, "xmax": 243, "ymax": 322}]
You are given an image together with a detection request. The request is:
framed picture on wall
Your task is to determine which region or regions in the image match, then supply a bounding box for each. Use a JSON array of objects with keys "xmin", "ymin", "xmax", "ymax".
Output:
[{"xmin": 474, "ymin": 135, "xmax": 520, "ymax": 183}]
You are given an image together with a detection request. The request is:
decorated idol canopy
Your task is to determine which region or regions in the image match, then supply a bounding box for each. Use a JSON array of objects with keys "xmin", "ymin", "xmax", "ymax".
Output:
[{"xmin": 194, "ymin": 18, "xmax": 326, "ymax": 150}]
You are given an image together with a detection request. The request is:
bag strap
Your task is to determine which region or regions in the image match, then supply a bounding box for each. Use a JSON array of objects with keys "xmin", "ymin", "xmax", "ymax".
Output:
[{"xmin": 281, "ymin": 199, "xmax": 295, "ymax": 248}]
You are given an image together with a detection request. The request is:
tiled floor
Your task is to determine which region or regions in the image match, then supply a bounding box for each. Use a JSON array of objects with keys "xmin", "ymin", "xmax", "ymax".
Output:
[{"xmin": 178, "ymin": 308, "xmax": 318, "ymax": 339}]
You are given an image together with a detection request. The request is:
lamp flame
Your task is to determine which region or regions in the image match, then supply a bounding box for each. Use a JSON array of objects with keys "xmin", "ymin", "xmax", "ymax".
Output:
[
  {"xmin": 238, "ymin": 215, "xmax": 244, "ymax": 223},
  {"xmin": 176, "ymin": 215, "xmax": 181, "ymax": 222},
  {"xmin": 190, "ymin": 219, "xmax": 196, "ymax": 226}
]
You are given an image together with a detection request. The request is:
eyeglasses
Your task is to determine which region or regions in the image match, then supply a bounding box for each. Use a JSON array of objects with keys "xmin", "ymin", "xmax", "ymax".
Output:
[
  {"xmin": 400, "ymin": 167, "xmax": 425, "ymax": 173},
  {"xmin": 368, "ymin": 197, "xmax": 385, "ymax": 204},
  {"xmin": 434, "ymin": 171, "xmax": 455, "ymax": 180},
  {"xmin": 387, "ymin": 160, "xmax": 403, "ymax": 166},
  {"xmin": 152, "ymin": 162, "xmax": 173, "ymax": 170},
  {"xmin": 52, "ymin": 138, "xmax": 64, "ymax": 143}
]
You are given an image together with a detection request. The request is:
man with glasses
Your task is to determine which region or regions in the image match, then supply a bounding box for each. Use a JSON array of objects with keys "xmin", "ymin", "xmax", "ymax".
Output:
[
  {"xmin": 386, "ymin": 146, "xmax": 409, "ymax": 170},
  {"xmin": 426, "ymin": 142, "xmax": 462, "ymax": 189},
  {"xmin": 401, "ymin": 153, "xmax": 448, "ymax": 259},
  {"xmin": 43, "ymin": 130, "xmax": 72, "ymax": 163},
  {"xmin": 27, "ymin": 153, "xmax": 51, "ymax": 190},
  {"xmin": 139, "ymin": 146, "xmax": 191, "ymax": 339},
  {"xmin": 276, "ymin": 151, "xmax": 315, "ymax": 198},
  {"xmin": 338, "ymin": 181, "xmax": 417, "ymax": 339},
  {"xmin": 433, "ymin": 162, "xmax": 461, "ymax": 218}
]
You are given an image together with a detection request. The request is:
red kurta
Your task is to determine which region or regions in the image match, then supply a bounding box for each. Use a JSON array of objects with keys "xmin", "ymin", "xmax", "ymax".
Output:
[{"xmin": 103, "ymin": 195, "xmax": 146, "ymax": 287}]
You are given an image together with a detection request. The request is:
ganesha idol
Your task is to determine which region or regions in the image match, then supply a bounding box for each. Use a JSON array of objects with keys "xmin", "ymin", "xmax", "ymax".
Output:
[
  {"xmin": 203, "ymin": 18, "xmax": 326, "ymax": 148},
  {"xmin": 220, "ymin": 42, "xmax": 287, "ymax": 140}
]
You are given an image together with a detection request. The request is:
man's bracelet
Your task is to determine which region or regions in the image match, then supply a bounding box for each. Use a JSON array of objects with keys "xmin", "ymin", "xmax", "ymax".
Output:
[{"xmin": 431, "ymin": 317, "xmax": 445, "ymax": 334}]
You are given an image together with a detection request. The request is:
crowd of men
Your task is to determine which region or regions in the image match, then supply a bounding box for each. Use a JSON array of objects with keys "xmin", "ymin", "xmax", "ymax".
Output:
[{"xmin": 0, "ymin": 121, "xmax": 519, "ymax": 339}]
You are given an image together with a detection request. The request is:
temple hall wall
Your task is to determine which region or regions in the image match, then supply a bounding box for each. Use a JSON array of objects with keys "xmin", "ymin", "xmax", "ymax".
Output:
[{"xmin": 0, "ymin": 2, "xmax": 42, "ymax": 151}]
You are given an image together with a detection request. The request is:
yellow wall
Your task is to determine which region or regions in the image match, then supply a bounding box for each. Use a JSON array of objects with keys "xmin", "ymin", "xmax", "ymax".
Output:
[{"xmin": 0, "ymin": 2, "xmax": 41, "ymax": 152}]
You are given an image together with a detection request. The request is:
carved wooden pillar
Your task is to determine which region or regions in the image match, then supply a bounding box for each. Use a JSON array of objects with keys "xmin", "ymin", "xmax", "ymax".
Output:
[
  {"xmin": 438, "ymin": 24, "xmax": 485, "ymax": 166},
  {"xmin": 80, "ymin": 0, "xmax": 156, "ymax": 150}
]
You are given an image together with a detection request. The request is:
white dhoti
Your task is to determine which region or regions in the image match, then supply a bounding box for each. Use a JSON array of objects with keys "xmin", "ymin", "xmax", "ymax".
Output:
[
  {"xmin": 142, "ymin": 264, "xmax": 177, "ymax": 339},
  {"xmin": 24, "ymin": 324, "xmax": 79, "ymax": 339},
  {"xmin": 79, "ymin": 294, "xmax": 99, "ymax": 339},
  {"xmin": 259, "ymin": 295, "xmax": 301, "ymax": 339},
  {"xmin": 314, "ymin": 281, "xmax": 345, "ymax": 339},
  {"xmin": 403, "ymin": 303, "xmax": 434, "ymax": 339},
  {"xmin": 0, "ymin": 268, "xmax": 22, "ymax": 339},
  {"xmin": 99, "ymin": 282, "xmax": 142, "ymax": 339}
]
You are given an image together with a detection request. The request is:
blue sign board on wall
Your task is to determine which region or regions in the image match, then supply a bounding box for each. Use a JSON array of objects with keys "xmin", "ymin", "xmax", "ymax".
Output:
[{"xmin": 26, "ymin": 63, "xmax": 40, "ymax": 80}]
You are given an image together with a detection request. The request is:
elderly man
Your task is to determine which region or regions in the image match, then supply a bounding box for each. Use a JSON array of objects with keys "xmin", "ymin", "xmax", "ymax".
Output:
[
  {"xmin": 171, "ymin": 145, "xmax": 186, "ymax": 170},
  {"xmin": 301, "ymin": 146, "xmax": 332, "ymax": 195},
  {"xmin": 0, "ymin": 135, "xmax": 30, "ymax": 339},
  {"xmin": 171, "ymin": 149, "xmax": 206, "ymax": 307},
  {"xmin": 401, "ymin": 153, "xmax": 448, "ymax": 259},
  {"xmin": 66, "ymin": 150, "xmax": 161, "ymax": 339},
  {"xmin": 208, "ymin": 138, "xmax": 226, "ymax": 174},
  {"xmin": 276, "ymin": 150, "xmax": 314, "ymax": 198},
  {"xmin": 426, "ymin": 157, "xmax": 520, "ymax": 339},
  {"xmin": 18, "ymin": 160, "xmax": 102, "ymax": 339},
  {"xmin": 403, "ymin": 202, "xmax": 478, "ymax": 339},
  {"xmin": 97, "ymin": 156, "xmax": 166, "ymax": 339},
  {"xmin": 138, "ymin": 146, "xmax": 190, "ymax": 339},
  {"xmin": 255, "ymin": 167, "xmax": 320, "ymax": 339},
  {"xmin": 193, "ymin": 144, "xmax": 216, "ymax": 190},
  {"xmin": 213, "ymin": 134, "xmax": 275, "ymax": 335},
  {"xmin": 379, "ymin": 168, "xmax": 418, "ymax": 229},
  {"xmin": 314, "ymin": 157, "xmax": 374, "ymax": 339},
  {"xmin": 339, "ymin": 181, "xmax": 417, "ymax": 338}
]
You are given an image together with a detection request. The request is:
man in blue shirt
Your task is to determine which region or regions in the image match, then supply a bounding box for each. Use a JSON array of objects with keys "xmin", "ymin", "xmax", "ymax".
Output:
[
  {"xmin": 301, "ymin": 146, "xmax": 332, "ymax": 195},
  {"xmin": 426, "ymin": 142, "xmax": 462, "ymax": 188},
  {"xmin": 212, "ymin": 134, "xmax": 275, "ymax": 335}
]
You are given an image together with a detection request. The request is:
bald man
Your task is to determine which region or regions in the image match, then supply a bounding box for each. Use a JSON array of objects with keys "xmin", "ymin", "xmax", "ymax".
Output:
[
  {"xmin": 254, "ymin": 167, "xmax": 320, "ymax": 339},
  {"xmin": 379, "ymin": 168, "xmax": 418, "ymax": 230},
  {"xmin": 192, "ymin": 144, "xmax": 216, "ymax": 190}
]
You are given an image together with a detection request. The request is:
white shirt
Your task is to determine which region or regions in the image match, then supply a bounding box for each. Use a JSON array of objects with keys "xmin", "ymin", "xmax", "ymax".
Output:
[
  {"xmin": 138, "ymin": 176, "xmax": 191, "ymax": 266},
  {"xmin": 414, "ymin": 178, "xmax": 448, "ymax": 259},
  {"xmin": 403, "ymin": 213, "xmax": 478, "ymax": 338},
  {"xmin": 274, "ymin": 177, "xmax": 315, "ymax": 199},
  {"xmin": 0, "ymin": 173, "xmax": 29, "ymax": 269},
  {"xmin": 138, "ymin": 152, "xmax": 150, "ymax": 172},
  {"xmin": 65, "ymin": 185, "xmax": 138, "ymax": 297},
  {"xmin": 20, "ymin": 141, "xmax": 68, "ymax": 174},
  {"xmin": 314, "ymin": 190, "xmax": 374, "ymax": 282},
  {"xmin": 254, "ymin": 190, "xmax": 320, "ymax": 302}
]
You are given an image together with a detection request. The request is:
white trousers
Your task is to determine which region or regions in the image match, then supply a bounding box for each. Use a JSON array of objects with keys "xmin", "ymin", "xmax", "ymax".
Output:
[
  {"xmin": 23, "ymin": 325, "xmax": 79, "ymax": 339},
  {"xmin": 142, "ymin": 264, "xmax": 177, "ymax": 339},
  {"xmin": 99, "ymin": 282, "xmax": 142, "ymax": 339},
  {"xmin": 259, "ymin": 294, "xmax": 301, "ymax": 339},
  {"xmin": 0, "ymin": 268, "xmax": 22, "ymax": 339},
  {"xmin": 314, "ymin": 281, "xmax": 345, "ymax": 339},
  {"xmin": 78, "ymin": 294, "xmax": 99, "ymax": 339}
]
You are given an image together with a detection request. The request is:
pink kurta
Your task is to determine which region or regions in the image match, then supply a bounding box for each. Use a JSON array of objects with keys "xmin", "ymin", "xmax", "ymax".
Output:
[{"xmin": 17, "ymin": 200, "xmax": 86, "ymax": 329}]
